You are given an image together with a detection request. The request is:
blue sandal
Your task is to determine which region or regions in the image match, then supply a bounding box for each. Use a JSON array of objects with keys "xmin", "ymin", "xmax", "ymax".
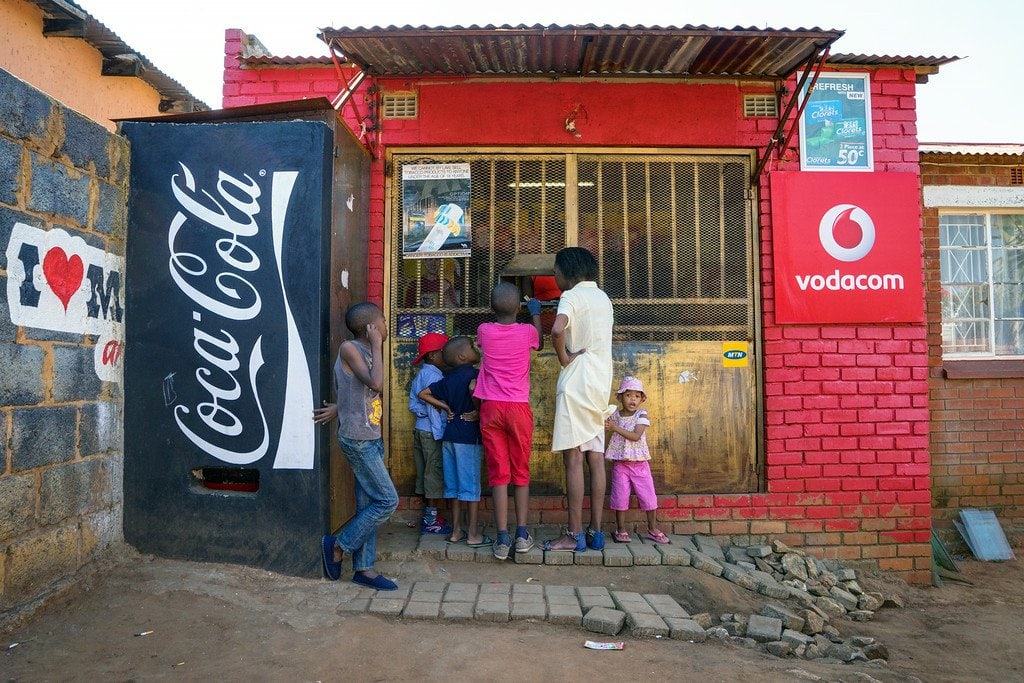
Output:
[{"xmin": 586, "ymin": 528, "xmax": 606, "ymax": 551}]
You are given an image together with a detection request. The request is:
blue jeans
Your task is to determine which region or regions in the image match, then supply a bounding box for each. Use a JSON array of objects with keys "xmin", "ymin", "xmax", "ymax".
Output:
[{"xmin": 334, "ymin": 436, "xmax": 398, "ymax": 572}]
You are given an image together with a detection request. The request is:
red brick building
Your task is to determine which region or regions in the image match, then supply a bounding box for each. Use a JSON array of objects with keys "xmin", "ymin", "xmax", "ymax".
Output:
[
  {"xmin": 920, "ymin": 144, "xmax": 1024, "ymax": 541},
  {"xmin": 221, "ymin": 25, "xmax": 959, "ymax": 582}
]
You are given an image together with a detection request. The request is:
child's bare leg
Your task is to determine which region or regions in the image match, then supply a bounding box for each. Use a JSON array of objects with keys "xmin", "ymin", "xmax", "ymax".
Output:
[
  {"xmin": 513, "ymin": 485, "xmax": 530, "ymax": 530},
  {"xmin": 492, "ymin": 484, "xmax": 509, "ymax": 534},
  {"xmin": 646, "ymin": 509, "xmax": 660, "ymax": 534},
  {"xmin": 448, "ymin": 499, "xmax": 462, "ymax": 542},
  {"xmin": 466, "ymin": 501, "xmax": 482, "ymax": 544},
  {"xmin": 616, "ymin": 509, "xmax": 627, "ymax": 534}
]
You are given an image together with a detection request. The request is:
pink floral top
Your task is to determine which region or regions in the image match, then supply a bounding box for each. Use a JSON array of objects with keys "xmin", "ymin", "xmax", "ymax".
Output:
[{"xmin": 605, "ymin": 408, "xmax": 651, "ymax": 461}]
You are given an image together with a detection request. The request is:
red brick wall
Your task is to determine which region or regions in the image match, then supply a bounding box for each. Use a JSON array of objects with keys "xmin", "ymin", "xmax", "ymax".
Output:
[
  {"xmin": 223, "ymin": 33, "xmax": 931, "ymax": 580},
  {"xmin": 921, "ymin": 152, "xmax": 1024, "ymax": 533}
]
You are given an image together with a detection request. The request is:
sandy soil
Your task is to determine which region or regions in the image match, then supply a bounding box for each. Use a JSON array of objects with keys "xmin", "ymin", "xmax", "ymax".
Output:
[{"xmin": 2, "ymin": 546, "xmax": 1021, "ymax": 682}]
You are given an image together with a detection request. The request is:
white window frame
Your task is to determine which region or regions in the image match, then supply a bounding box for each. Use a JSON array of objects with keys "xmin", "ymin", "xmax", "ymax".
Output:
[{"xmin": 938, "ymin": 209, "xmax": 1024, "ymax": 358}]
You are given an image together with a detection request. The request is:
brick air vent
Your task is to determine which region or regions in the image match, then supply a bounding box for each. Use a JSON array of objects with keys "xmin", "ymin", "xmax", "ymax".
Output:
[
  {"xmin": 382, "ymin": 92, "xmax": 418, "ymax": 119},
  {"xmin": 743, "ymin": 94, "xmax": 778, "ymax": 118},
  {"xmin": 1011, "ymin": 167, "xmax": 1023, "ymax": 185}
]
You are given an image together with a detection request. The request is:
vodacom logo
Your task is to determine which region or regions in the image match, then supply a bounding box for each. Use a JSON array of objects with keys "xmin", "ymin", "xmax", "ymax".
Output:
[
  {"xmin": 819, "ymin": 204, "xmax": 875, "ymax": 262},
  {"xmin": 794, "ymin": 202, "xmax": 904, "ymax": 293}
]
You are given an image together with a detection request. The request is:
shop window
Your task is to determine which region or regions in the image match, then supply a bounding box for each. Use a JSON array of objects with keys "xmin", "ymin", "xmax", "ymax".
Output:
[
  {"xmin": 939, "ymin": 212, "xmax": 1024, "ymax": 356},
  {"xmin": 390, "ymin": 152, "xmax": 754, "ymax": 343}
]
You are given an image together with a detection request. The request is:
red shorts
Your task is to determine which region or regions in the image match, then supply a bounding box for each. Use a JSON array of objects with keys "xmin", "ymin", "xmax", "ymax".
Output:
[{"xmin": 480, "ymin": 400, "xmax": 533, "ymax": 487}]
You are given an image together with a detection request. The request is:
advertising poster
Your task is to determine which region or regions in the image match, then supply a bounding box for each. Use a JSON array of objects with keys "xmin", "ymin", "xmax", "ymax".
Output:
[
  {"xmin": 798, "ymin": 73, "xmax": 873, "ymax": 171},
  {"xmin": 770, "ymin": 171, "xmax": 924, "ymax": 324},
  {"xmin": 402, "ymin": 163, "xmax": 472, "ymax": 259}
]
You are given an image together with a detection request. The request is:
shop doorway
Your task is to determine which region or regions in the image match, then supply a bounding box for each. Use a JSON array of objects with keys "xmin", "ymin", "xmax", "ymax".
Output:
[{"xmin": 386, "ymin": 150, "xmax": 761, "ymax": 494}]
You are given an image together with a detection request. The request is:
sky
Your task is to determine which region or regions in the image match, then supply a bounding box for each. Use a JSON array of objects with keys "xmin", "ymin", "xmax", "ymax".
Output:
[{"xmin": 78, "ymin": 0, "xmax": 1022, "ymax": 144}]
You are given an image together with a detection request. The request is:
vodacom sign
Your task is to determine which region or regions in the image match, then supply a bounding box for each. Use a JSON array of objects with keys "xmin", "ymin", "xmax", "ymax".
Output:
[{"xmin": 771, "ymin": 172, "xmax": 924, "ymax": 324}]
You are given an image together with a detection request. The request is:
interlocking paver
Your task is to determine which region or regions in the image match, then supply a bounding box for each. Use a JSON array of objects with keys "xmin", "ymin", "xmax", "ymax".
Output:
[
  {"xmin": 666, "ymin": 618, "xmax": 707, "ymax": 642},
  {"xmin": 627, "ymin": 612, "xmax": 669, "ymax": 637},
  {"xmin": 547, "ymin": 602, "xmax": 583, "ymax": 625},
  {"xmin": 510, "ymin": 601, "xmax": 547, "ymax": 620},
  {"xmin": 656, "ymin": 544, "xmax": 692, "ymax": 566},
  {"xmin": 628, "ymin": 542, "xmax": 662, "ymax": 566},
  {"xmin": 440, "ymin": 602, "xmax": 475, "ymax": 620},
  {"xmin": 583, "ymin": 606, "xmax": 626, "ymax": 635},
  {"xmin": 643, "ymin": 594, "xmax": 690, "ymax": 619},
  {"xmin": 574, "ymin": 548, "xmax": 604, "ymax": 565},
  {"xmin": 475, "ymin": 599, "xmax": 510, "ymax": 622},
  {"xmin": 402, "ymin": 601, "xmax": 440, "ymax": 619},
  {"xmin": 602, "ymin": 546, "xmax": 633, "ymax": 567}
]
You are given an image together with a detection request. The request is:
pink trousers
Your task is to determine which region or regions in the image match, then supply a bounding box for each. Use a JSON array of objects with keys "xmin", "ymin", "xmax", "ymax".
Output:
[{"xmin": 608, "ymin": 460, "xmax": 658, "ymax": 511}]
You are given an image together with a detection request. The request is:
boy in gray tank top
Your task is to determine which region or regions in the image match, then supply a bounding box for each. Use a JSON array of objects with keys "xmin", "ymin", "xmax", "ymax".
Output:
[{"xmin": 314, "ymin": 302, "xmax": 400, "ymax": 591}]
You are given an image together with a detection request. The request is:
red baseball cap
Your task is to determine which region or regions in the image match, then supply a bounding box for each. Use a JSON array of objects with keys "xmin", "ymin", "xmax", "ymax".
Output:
[{"xmin": 413, "ymin": 332, "xmax": 448, "ymax": 365}]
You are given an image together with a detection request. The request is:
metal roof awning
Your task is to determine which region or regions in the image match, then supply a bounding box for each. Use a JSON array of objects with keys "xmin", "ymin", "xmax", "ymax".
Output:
[{"xmin": 318, "ymin": 24, "xmax": 844, "ymax": 79}]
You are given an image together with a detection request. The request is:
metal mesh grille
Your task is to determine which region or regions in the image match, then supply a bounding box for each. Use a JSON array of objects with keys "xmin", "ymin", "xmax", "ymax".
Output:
[
  {"xmin": 391, "ymin": 152, "xmax": 754, "ymax": 342},
  {"xmin": 1012, "ymin": 167, "xmax": 1023, "ymax": 186},
  {"xmin": 577, "ymin": 155, "xmax": 753, "ymax": 341}
]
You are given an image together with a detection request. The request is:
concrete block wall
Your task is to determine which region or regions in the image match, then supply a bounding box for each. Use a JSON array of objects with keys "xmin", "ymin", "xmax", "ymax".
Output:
[
  {"xmin": 223, "ymin": 38, "xmax": 933, "ymax": 581},
  {"xmin": 920, "ymin": 150, "xmax": 1024, "ymax": 532},
  {"xmin": 0, "ymin": 67, "xmax": 127, "ymax": 619}
]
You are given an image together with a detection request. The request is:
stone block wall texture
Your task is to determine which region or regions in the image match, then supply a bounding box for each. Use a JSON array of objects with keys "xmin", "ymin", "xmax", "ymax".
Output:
[
  {"xmin": 0, "ymin": 68, "xmax": 127, "ymax": 616},
  {"xmin": 224, "ymin": 30, "xmax": 932, "ymax": 582},
  {"xmin": 920, "ymin": 151, "xmax": 1024, "ymax": 531}
]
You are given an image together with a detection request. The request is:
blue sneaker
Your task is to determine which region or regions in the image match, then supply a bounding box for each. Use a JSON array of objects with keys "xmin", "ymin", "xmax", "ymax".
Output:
[
  {"xmin": 586, "ymin": 528, "xmax": 606, "ymax": 551},
  {"xmin": 321, "ymin": 535, "xmax": 341, "ymax": 581},
  {"xmin": 352, "ymin": 572, "xmax": 398, "ymax": 591}
]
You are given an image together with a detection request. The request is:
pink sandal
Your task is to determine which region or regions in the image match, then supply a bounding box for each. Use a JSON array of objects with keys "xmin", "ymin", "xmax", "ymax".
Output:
[
  {"xmin": 613, "ymin": 530, "xmax": 631, "ymax": 543},
  {"xmin": 646, "ymin": 530, "xmax": 670, "ymax": 544}
]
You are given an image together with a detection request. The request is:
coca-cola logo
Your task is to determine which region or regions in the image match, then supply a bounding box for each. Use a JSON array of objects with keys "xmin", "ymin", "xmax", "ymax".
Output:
[{"xmin": 166, "ymin": 162, "xmax": 314, "ymax": 469}]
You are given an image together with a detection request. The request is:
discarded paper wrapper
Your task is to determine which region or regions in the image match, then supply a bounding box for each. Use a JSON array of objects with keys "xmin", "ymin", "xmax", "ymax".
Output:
[{"xmin": 584, "ymin": 641, "xmax": 625, "ymax": 650}]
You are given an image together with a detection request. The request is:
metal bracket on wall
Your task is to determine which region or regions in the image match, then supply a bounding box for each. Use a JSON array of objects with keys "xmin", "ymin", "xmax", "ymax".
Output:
[
  {"xmin": 324, "ymin": 37, "xmax": 379, "ymax": 158},
  {"xmin": 751, "ymin": 46, "xmax": 830, "ymax": 184}
]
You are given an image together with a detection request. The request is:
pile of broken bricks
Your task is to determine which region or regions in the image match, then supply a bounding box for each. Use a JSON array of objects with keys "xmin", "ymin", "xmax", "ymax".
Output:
[{"xmin": 580, "ymin": 535, "xmax": 904, "ymax": 664}]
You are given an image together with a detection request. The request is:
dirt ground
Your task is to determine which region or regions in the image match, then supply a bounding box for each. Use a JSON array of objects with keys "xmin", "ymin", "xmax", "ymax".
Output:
[{"xmin": 2, "ymin": 544, "xmax": 1021, "ymax": 683}]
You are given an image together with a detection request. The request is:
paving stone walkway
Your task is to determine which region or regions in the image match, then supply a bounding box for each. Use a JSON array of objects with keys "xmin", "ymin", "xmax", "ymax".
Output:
[
  {"xmin": 334, "ymin": 578, "xmax": 706, "ymax": 640},
  {"xmin": 378, "ymin": 524, "xmax": 694, "ymax": 568}
]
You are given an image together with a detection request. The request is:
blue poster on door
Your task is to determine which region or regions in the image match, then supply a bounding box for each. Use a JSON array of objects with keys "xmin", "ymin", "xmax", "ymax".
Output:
[{"xmin": 799, "ymin": 73, "xmax": 873, "ymax": 171}]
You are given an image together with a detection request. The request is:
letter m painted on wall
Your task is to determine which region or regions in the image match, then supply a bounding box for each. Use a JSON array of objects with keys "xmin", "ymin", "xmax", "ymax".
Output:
[{"xmin": 86, "ymin": 264, "xmax": 124, "ymax": 322}]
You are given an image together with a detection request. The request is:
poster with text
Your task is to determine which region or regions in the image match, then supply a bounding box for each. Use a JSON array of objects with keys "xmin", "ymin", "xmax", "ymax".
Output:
[
  {"xmin": 402, "ymin": 163, "xmax": 472, "ymax": 259},
  {"xmin": 799, "ymin": 73, "xmax": 873, "ymax": 172}
]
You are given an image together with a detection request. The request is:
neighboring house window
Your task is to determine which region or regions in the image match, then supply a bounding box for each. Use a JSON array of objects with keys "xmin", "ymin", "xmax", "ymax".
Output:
[{"xmin": 939, "ymin": 212, "xmax": 1024, "ymax": 356}]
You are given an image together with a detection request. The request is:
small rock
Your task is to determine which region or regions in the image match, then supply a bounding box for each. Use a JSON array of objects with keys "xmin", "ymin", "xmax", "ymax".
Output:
[
  {"xmin": 737, "ymin": 561, "xmax": 757, "ymax": 571},
  {"xmin": 843, "ymin": 580, "xmax": 864, "ymax": 596},
  {"xmin": 803, "ymin": 644, "xmax": 823, "ymax": 660},
  {"xmin": 818, "ymin": 571, "xmax": 837, "ymax": 589},
  {"xmin": 866, "ymin": 659, "xmax": 890, "ymax": 669},
  {"xmin": 772, "ymin": 539, "xmax": 791, "ymax": 554},
  {"xmin": 799, "ymin": 609, "xmax": 826, "ymax": 635},
  {"xmin": 746, "ymin": 614, "xmax": 784, "ymax": 643},
  {"xmin": 829, "ymin": 586, "xmax": 859, "ymax": 611},
  {"xmin": 720, "ymin": 613, "xmax": 736, "ymax": 622},
  {"xmin": 787, "ymin": 667, "xmax": 823, "ymax": 679},
  {"xmin": 794, "ymin": 644, "xmax": 806, "ymax": 658},
  {"xmin": 730, "ymin": 636, "xmax": 758, "ymax": 649},
  {"xmin": 782, "ymin": 553, "xmax": 809, "ymax": 581},
  {"xmin": 725, "ymin": 546, "xmax": 751, "ymax": 564},
  {"xmin": 848, "ymin": 610, "xmax": 874, "ymax": 622},
  {"xmin": 858, "ymin": 594, "xmax": 882, "ymax": 612},
  {"xmin": 754, "ymin": 557, "xmax": 775, "ymax": 573},
  {"xmin": 722, "ymin": 621, "xmax": 746, "ymax": 636},
  {"xmin": 825, "ymin": 643, "xmax": 858, "ymax": 662},
  {"xmin": 881, "ymin": 593, "xmax": 905, "ymax": 609},
  {"xmin": 765, "ymin": 640, "xmax": 794, "ymax": 658},
  {"xmin": 813, "ymin": 634, "xmax": 832, "ymax": 650},
  {"xmin": 746, "ymin": 545, "xmax": 772, "ymax": 558},
  {"xmin": 783, "ymin": 578, "xmax": 809, "ymax": 592},
  {"xmin": 691, "ymin": 612, "xmax": 713, "ymax": 629},
  {"xmin": 705, "ymin": 626, "xmax": 730, "ymax": 641},
  {"xmin": 836, "ymin": 568, "xmax": 857, "ymax": 582},
  {"xmin": 722, "ymin": 564, "xmax": 758, "ymax": 591},
  {"xmin": 809, "ymin": 584, "xmax": 831, "ymax": 597},
  {"xmin": 782, "ymin": 629, "xmax": 813, "ymax": 647},
  {"xmin": 822, "ymin": 625, "xmax": 843, "ymax": 642},
  {"xmin": 803, "ymin": 557, "xmax": 819, "ymax": 580},
  {"xmin": 814, "ymin": 596, "xmax": 847, "ymax": 618},
  {"xmin": 762, "ymin": 604, "xmax": 805, "ymax": 632},
  {"xmin": 851, "ymin": 635, "xmax": 876, "ymax": 647}
]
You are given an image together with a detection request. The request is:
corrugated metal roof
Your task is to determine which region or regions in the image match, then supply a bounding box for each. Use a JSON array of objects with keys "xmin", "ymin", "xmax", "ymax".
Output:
[
  {"xmin": 318, "ymin": 24, "xmax": 843, "ymax": 78},
  {"xmin": 828, "ymin": 53, "xmax": 960, "ymax": 68},
  {"xmin": 241, "ymin": 55, "xmax": 334, "ymax": 66},
  {"xmin": 25, "ymin": 0, "xmax": 207, "ymax": 111},
  {"xmin": 920, "ymin": 143, "xmax": 1024, "ymax": 156}
]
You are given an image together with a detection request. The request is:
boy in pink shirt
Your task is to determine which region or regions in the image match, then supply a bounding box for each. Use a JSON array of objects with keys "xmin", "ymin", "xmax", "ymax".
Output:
[{"xmin": 474, "ymin": 282, "xmax": 543, "ymax": 560}]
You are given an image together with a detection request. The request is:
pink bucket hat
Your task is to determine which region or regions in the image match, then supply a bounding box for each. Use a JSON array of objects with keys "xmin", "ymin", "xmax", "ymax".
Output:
[{"xmin": 616, "ymin": 376, "xmax": 646, "ymax": 399}]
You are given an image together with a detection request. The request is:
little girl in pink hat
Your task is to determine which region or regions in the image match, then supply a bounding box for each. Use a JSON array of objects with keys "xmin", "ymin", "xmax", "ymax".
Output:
[{"xmin": 605, "ymin": 376, "xmax": 670, "ymax": 544}]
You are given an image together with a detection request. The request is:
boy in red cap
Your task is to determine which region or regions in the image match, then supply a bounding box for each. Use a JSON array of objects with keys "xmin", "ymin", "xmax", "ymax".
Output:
[{"xmin": 408, "ymin": 331, "xmax": 450, "ymax": 534}]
